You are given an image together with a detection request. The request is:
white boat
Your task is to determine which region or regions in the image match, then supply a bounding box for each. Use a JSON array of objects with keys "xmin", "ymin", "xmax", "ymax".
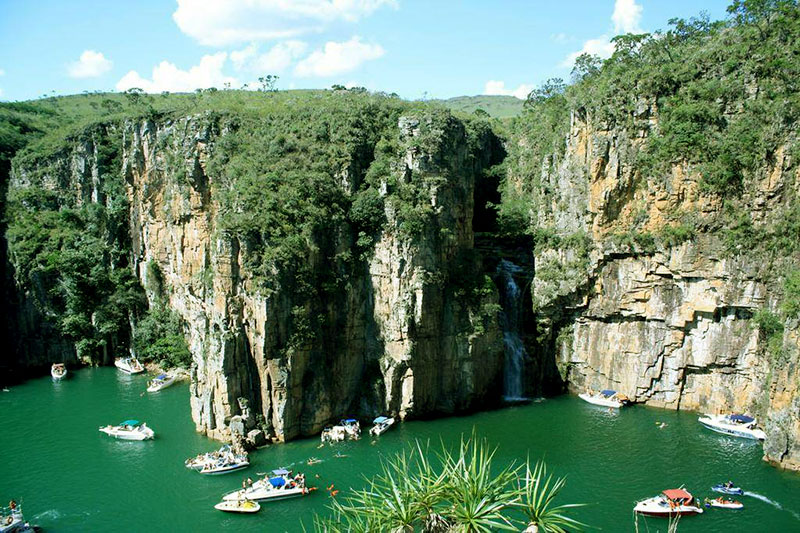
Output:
[
  {"xmin": 321, "ymin": 425, "xmax": 346, "ymax": 443},
  {"xmin": 147, "ymin": 373, "xmax": 176, "ymax": 392},
  {"xmin": 99, "ymin": 420, "xmax": 155, "ymax": 440},
  {"xmin": 50, "ymin": 363, "xmax": 67, "ymax": 381},
  {"xmin": 115, "ymin": 357, "xmax": 145, "ymax": 374},
  {"xmin": 578, "ymin": 389, "xmax": 630, "ymax": 408},
  {"xmin": 200, "ymin": 456, "xmax": 250, "ymax": 475},
  {"xmin": 223, "ymin": 470, "xmax": 309, "ymax": 503},
  {"xmin": 634, "ymin": 488, "xmax": 704, "ymax": 517},
  {"xmin": 0, "ymin": 502, "xmax": 25, "ymax": 533},
  {"xmin": 214, "ymin": 499, "xmax": 260, "ymax": 513},
  {"xmin": 705, "ymin": 497, "xmax": 744, "ymax": 510},
  {"xmin": 185, "ymin": 445, "xmax": 233, "ymax": 470},
  {"xmin": 369, "ymin": 416, "xmax": 395, "ymax": 436},
  {"xmin": 698, "ymin": 413, "xmax": 766, "ymax": 440},
  {"xmin": 340, "ymin": 419, "xmax": 361, "ymax": 439}
]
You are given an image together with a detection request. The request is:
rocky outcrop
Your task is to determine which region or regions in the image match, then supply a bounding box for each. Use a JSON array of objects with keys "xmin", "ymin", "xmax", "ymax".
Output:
[
  {"xmin": 119, "ymin": 111, "xmax": 504, "ymax": 441},
  {"xmin": 521, "ymin": 107, "xmax": 800, "ymax": 470}
]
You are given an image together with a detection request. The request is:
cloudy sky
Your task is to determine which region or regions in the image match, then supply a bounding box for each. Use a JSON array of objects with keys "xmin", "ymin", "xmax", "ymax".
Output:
[{"xmin": 0, "ymin": 0, "xmax": 730, "ymax": 101}]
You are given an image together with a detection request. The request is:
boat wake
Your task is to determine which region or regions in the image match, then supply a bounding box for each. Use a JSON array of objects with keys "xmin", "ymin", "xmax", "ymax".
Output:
[
  {"xmin": 33, "ymin": 509, "xmax": 62, "ymax": 520},
  {"xmin": 744, "ymin": 492, "xmax": 800, "ymax": 521}
]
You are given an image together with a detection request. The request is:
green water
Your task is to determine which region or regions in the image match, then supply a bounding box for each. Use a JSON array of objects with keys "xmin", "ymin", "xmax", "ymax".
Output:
[{"xmin": 1, "ymin": 368, "xmax": 799, "ymax": 532}]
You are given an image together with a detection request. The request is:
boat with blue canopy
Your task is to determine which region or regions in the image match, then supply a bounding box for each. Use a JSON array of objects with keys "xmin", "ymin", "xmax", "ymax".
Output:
[
  {"xmin": 698, "ymin": 413, "xmax": 766, "ymax": 440},
  {"xmin": 578, "ymin": 389, "xmax": 630, "ymax": 408},
  {"xmin": 99, "ymin": 420, "xmax": 154, "ymax": 440},
  {"xmin": 147, "ymin": 372, "xmax": 177, "ymax": 393},
  {"xmin": 369, "ymin": 416, "xmax": 395, "ymax": 436},
  {"xmin": 222, "ymin": 469, "xmax": 309, "ymax": 503}
]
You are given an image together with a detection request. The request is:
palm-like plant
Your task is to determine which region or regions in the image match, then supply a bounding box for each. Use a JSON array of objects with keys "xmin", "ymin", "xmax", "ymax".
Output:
[
  {"xmin": 441, "ymin": 434, "xmax": 520, "ymax": 532},
  {"xmin": 517, "ymin": 460, "xmax": 587, "ymax": 533}
]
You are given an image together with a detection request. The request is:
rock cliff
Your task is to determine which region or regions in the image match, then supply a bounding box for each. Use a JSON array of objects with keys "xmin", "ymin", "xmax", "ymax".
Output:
[{"xmin": 513, "ymin": 105, "xmax": 800, "ymax": 471}]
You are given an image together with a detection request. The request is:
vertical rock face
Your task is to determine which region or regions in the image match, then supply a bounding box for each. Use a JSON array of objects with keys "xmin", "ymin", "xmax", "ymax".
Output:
[
  {"xmin": 519, "ymin": 108, "xmax": 800, "ymax": 470},
  {"xmin": 118, "ymin": 111, "xmax": 503, "ymax": 441}
]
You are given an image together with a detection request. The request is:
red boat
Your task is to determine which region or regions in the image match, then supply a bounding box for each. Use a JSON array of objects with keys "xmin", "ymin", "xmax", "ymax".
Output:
[{"xmin": 634, "ymin": 488, "xmax": 704, "ymax": 517}]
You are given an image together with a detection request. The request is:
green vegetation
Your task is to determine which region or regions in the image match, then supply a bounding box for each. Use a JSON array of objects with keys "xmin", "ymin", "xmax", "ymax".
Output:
[
  {"xmin": 314, "ymin": 433, "xmax": 586, "ymax": 532},
  {"xmin": 437, "ymin": 95, "xmax": 525, "ymax": 119}
]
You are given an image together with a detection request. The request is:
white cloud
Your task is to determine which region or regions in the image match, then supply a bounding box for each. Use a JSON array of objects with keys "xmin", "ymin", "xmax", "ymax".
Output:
[
  {"xmin": 67, "ymin": 50, "xmax": 113, "ymax": 79},
  {"xmin": 0, "ymin": 69, "xmax": 5, "ymax": 76},
  {"xmin": 294, "ymin": 36, "xmax": 384, "ymax": 77},
  {"xmin": 231, "ymin": 41, "xmax": 307, "ymax": 73},
  {"xmin": 173, "ymin": 0, "xmax": 397, "ymax": 46},
  {"xmin": 561, "ymin": 36, "xmax": 616, "ymax": 67},
  {"xmin": 562, "ymin": 0, "xmax": 643, "ymax": 68},
  {"xmin": 612, "ymin": 0, "xmax": 643, "ymax": 34},
  {"xmin": 115, "ymin": 53, "xmax": 239, "ymax": 93},
  {"xmin": 0, "ymin": 88, "xmax": 4, "ymax": 98},
  {"xmin": 484, "ymin": 80, "xmax": 534, "ymax": 100},
  {"xmin": 550, "ymin": 33, "xmax": 570, "ymax": 44}
]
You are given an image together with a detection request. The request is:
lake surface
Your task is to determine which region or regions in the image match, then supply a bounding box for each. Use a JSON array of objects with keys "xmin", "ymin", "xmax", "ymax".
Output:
[{"xmin": 1, "ymin": 367, "xmax": 799, "ymax": 532}]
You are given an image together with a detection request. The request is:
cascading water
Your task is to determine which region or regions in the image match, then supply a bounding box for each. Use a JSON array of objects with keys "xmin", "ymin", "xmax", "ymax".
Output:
[{"xmin": 497, "ymin": 259, "xmax": 528, "ymax": 402}]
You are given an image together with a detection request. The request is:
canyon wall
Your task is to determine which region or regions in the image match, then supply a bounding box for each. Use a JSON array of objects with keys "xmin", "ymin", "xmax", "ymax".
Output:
[{"xmin": 516, "ymin": 107, "xmax": 800, "ymax": 470}]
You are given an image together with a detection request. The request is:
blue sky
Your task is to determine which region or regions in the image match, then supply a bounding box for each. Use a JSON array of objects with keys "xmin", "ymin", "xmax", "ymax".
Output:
[{"xmin": 0, "ymin": 0, "xmax": 732, "ymax": 102}]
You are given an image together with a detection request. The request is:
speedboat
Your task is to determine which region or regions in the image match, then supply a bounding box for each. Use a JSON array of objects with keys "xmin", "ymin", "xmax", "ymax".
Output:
[
  {"xmin": 0, "ymin": 501, "xmax": 25, "ymax": 533},
  {"xmin": 340, "ymin": 419, "xmax": 361, "ymax": 439},
  {"xmin": 321, "ymin": 425, "xmax": 346, "ymax": 443},
  {"xmin": 223, "ymin": 469, "xmax": 309, "ymax": 503},
  {"xmin": 705, "ymin": 497, "xmax": 743, "ymax": 510},
  {"xmin": 99, "ymin": 420, "xmax": 155, "ymax": 440},
  {"xmin": 147, "ymin": 373, "xmax": 176, "ymax": 392},
  {"xmin": 712, "ymin": 483, "xmax": 743, "ymax": 495},
  {"xmin": 115, "ymin": 357, "xmax": 145, "ymax": 374},
  {"xmin": 578, "ymin": 389, "xmax": 630, "ymax": 408},
  {"xmin": 214, "ymin": 499, "xmax": 260, "ymax": 513},
  {"xmin": 698, "ymin": 413, "xmax": 766, "ymax": 440},
  {"xmin": 369, "ymin": 416, "xmax": 395, "ymax": 436},
  {"xmin": 200, "ymin": 455, "xmax": 250, "ymax": 475},
  {"xmin": 633, "ymin": 488, "xmax": 704, "ymax": 517},
  {"xmin": 185, "ymin": 445, "xmax": 233, "ymax": 470},
  {"xmin": 51, "ymin": 363, "xmax": 67, "ymax": 381}
]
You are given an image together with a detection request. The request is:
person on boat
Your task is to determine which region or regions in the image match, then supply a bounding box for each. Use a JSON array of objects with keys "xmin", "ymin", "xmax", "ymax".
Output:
[
  {"xmin": 725, "ymin": 480, "xmax": 734, "ymax": 489},
  {"xmin": 246, "ymin": 477, "xmax": 253, "ymax": 487},
  {"xmin": 8, "ymin": 500, "xmax": 17, "ymax": 511}
]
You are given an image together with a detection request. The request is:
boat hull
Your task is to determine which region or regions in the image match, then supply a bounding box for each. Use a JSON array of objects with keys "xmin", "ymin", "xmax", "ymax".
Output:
[
  {"xmin": 147, "ymin": 377, "xmax": 176, "ymax": 392},
  {"xmin": 578, "ymin": 393, "xmax": 623, "ymax": 408},
  {"xmin": 223, "ymin": 486, "xmax": 306, "ymax": 503},
  {"xmin": 214, "ymin": 501, "xmax": 260, "ymax": 513},
  {"xmin": 201, "ymin": 462, "xmax": 250, "ymax": 475},
  {"xmin": 115, "ymin": 358, "xmax": 145, "ymax": 374},
  {"xmin": 708, "ymin": 502, "xmax": 743, "ymax": 510},
  {"xmin": 698, "ymin": 417, "xmax": 766, "ymax": 440},
  {"xmin": 712, "ymin": 485, "xmax": 743, "ymax": 495},
  {"xmin": 99, "ymin": 426, "xmax": 154, "ymax": 440}
]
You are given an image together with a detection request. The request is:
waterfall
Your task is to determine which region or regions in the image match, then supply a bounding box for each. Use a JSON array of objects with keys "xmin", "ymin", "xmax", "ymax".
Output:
[{"xmin": 497, "ymin": 259, "xmax": 528, "ymax": 402}]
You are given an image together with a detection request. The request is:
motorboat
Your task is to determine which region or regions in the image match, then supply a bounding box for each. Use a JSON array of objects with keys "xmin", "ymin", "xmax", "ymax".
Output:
[
  {"xmin": 50, "ymin": 363, "xmax": 67, "ymax": 381},
  {"xmin": 369, "ymin": 416, "xmax": 395, "ymax": 436},
  {"xmin": 0, "ymin": 501, "xmax": 25, "ymax": 533},
  {"xmin": 214, "ymin": 499, "xmax": 260, "ymax": 513},
  {"xmin": 340, "ymin": 419, "xmax": 361, "ymax": 439},
  {"xmin": 321, "ymin": 425, "xmax": 346, "ymax": 443},
  {"xmin": 698, "ymin": 413, "xmax": 766, "ymax": 440},
  {"xmin": 185, "ymin": 445, "xmax": 233, "ymax": 470},
  {"xmin": 705, "ymin": 497, "xmax": 743, "ymax": 510},
  {"xmin": 99, "ymin": 420, "xmax": 155, "ymax": 440},
  {"xmin": 712, "ymin": 482, "xmax": 743, "ymax": 495},
  {"xmin": 200, "ymin": 455, "xmax": 250, "ymax": 475},
  {"xmin": 115, "ymin": 357, "xmax": 145, "ymax": 374},
  {"xmin": 578, "ymin": 389, "xmax": 630, "ymax": 408},
  {"xmin": 223, "ymin": 469, "xmax": 309, "ymax": 503},
  {"xmin": 633, "ymin": 488, "xmax": 704, "ymax": 517},
  {"xmin": 147, "ymin": 373, "xmax": 176, "ymax": 392}
]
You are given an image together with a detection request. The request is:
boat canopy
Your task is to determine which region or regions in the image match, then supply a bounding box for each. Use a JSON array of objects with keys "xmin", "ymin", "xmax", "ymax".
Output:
[
  {"xmin": 156, "ymin": 374, "xmax": 167, "ymax": 380},
  {"xmin": 600, "ymin": 389, "xmax": 616, "ymax": 397},
  {"xmin": 272, "ymin": 468, "xmax": 290, "ymax": 476},
  {"xmin": 121, "ymin": 420, "xmax": 140, "ymax": 426},
  {"xmin": 343, "ymin": 419, "xmax": 357, "ymax": 424},
  {"xmin": 662, "ymin": 489, "xmax": 692, "ymax": 501},
  {"xmin": 373, "ymin": 416, "xmax": 390, "ymax": 424},
  {"xmin": 729, "ymin": 414, "xmax": 754, "ymax": 423},
  {"xmin": 269, "ymin": 477, "xmax": 287, "ymax": 488}
]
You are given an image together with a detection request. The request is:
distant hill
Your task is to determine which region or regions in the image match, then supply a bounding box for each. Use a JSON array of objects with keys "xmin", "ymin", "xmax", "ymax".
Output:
[{"xmin": 437, "ymin": 95, "xmax": 525, "ymax": 119}]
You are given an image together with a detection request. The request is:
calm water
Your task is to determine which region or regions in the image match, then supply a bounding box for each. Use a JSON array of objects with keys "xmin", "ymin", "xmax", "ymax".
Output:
[{"xmin": 1, "ymin": 368, "xmax": 799, "ymax": 532}]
